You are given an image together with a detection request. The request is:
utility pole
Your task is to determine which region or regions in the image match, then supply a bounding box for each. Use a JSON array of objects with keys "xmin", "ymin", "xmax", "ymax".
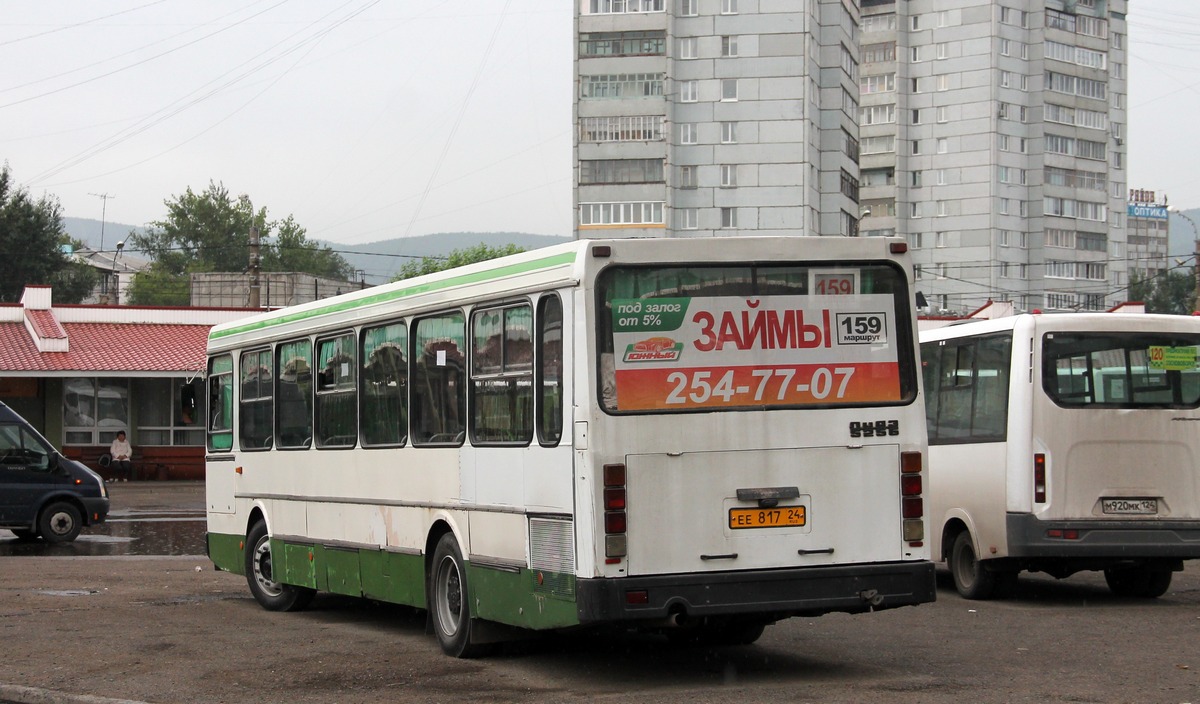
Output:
[
  {"xmin": 89, "ymin": 192, "xmax": 115, "ymax": 252},
  {"xmin": 248, "ymin": 225, "xmax": 261, "ymax": 309}
]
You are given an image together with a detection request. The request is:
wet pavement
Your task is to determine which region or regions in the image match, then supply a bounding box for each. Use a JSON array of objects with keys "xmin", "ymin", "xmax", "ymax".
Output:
[{"xmin": 0, "ymin": 481, "xmax": 207, "ymax": 557}]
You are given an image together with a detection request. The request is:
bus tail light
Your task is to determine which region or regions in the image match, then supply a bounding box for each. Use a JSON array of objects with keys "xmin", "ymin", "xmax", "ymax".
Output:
[
  {"xmin": 900, "ymin": 451, "xmax": 924, "ymax": 544},
  {"xmin": 1034, "ymin": 453, "xmax": 1046, "ymax": 503},
  {"xmin": 603, "ymin": 463, "xmax": 627, "ymax": 562}
]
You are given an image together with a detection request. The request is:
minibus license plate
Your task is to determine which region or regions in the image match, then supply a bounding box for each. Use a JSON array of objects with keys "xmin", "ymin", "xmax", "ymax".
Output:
[
  {"xmin": 729, "ymin": 506, "xmax": 806, "ymax": 529},
  {"xmin": 1101, "ymin": 498, "xmax": 1157, "ymax": 515}
]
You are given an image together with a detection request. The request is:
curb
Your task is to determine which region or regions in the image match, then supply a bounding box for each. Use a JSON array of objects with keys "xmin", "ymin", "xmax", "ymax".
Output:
[{"xmin": 0, "ymin": 684, "xmax": 150, "ymax": 704}]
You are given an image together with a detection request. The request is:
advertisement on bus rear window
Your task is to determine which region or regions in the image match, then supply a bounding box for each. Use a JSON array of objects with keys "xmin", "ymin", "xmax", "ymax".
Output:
[{"xmin": 607, "ymin": 294, "xmax": 902, "ymax": 411}]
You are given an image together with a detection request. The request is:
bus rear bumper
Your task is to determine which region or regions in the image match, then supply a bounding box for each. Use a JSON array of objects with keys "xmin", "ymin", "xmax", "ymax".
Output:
[
  {"xmin": 574, "ymin": 561, "xmax": 936, "ymax": 624},
  {"xmin": 1007, "ymin": 513, "xmax": 1200, "ymax": 559}
]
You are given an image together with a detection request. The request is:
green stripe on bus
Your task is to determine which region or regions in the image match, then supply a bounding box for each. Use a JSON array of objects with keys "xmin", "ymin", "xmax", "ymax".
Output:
[
  {"xmin": 238, "ymin": 535, "xmax": 581, "ymax": 630},
  {"xmin": 210, "ymin": 250, "xmax": 578, "ymax": 340}
]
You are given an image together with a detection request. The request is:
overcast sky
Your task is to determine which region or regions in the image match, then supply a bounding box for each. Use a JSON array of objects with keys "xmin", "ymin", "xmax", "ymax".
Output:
[{"xmin": 1, "ymin": 1, "xmax": 1198, "ymax": 248}]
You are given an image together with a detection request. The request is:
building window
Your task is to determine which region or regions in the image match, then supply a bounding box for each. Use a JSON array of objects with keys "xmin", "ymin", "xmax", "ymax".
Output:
[
  {"xmin": 681, "ymin": 80, "xmax": 698, "ymax": 102},
  {"xmin": 678, "ymin": 207, "xmax": 698, "ymax": 230},
  {"xmin": 581, "ymin": 73, "xmax": 665, "ymax": 99},
  {"xmin": 937, "ymin": 138, "xmax": 948, "ymax": 154},
  {"xmin": 910, "ymin": 202, "xmax": 922, "ymax": 219},
  {"xmin": 721, "ymin": 121, "xmax": 737, "ymax": 143},
  {"xmin": 64, "ymin": 377, "xmax": 130, "ymax": 447},
  {"xmin": 680, "ymin": 0, "xmax": 697, "ymax": 16},
  {"xmin": 721, "ymin": 0, "xmax": 737, "ymax": 15},
  {"xmin": 721, "ymin": 207, "xmax": 738, "ymax": 228},
  {"xmin": 911, "ymin": 108, "xmax": 922, "ymax": 124},
  {"xmin": 580, "ymin": 158, "xmax": 665, "ymax": 184},
  {"xmin": 721, "ymin": 35, "xmax": 738, "ymax": 57},
  {"xmin": 840, "ymin": 169, "xmax": 859, "ymax": 200},
  {"xmin": 863, "ymin": 14, "xmax": 897, "ymax": 33},
  {"xmin": 679, "ymin": 37, "xmax": 697, "ymax": 59},
  {"xmin": 720, "ymin": 164, "xmax": 737, "ymax": 188},
  {"xmin": 937, "ymin": 106, "xmax": 948, "ymax": 123},
  {"xmin": 936, "ymin": 42, "xmax": 948, "ymax": 60},
  {"xmin": 862, "ymin": 42, "xmax": 896, "ymax": 64},
  {"xmin": 721, "ymin": 78, "xmax": 738, "ymax": 101},
  {"xmin": 588, "ymin": 0, "xmax": 665, "ymax": 13},
  {"xmin": 911, "ymin": 170, "xmax": 922, "ymax": 187},
  {"xmin": 679, "ymin": 165, "xmax": 696, "ymax": 189},
  {"xmin": 580, "ymin": 31, "xmax": 666, "ymax": 57},
  {"xmin": 133, "ymin": 377, "xmax": 205, "ymax": 447},
  {"xmin": 580, "ymin": 115, "xmax": 666, "ymax": 142},
  {"xmin": 680, "ymin": 122, "xmax": 697, "ymax": 144},
  {"xmin": 579, "ymin": 201, "xmax": 666, "ymax": 226},
  {"xmin": 911, "ymin": 140, "xmax": 921, "ymax": 155},
  {"xmin": 859, "ymin": 104, "xmax": 895, "ymax": 125},
  {"xmin": 862, "ymin": 73, "xmax": 896, "ymax": 94}
]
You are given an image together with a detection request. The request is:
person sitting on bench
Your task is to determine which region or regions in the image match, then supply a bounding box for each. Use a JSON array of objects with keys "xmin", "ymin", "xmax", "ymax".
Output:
[{"xmin": 109, "ymin": 430, "xmax": 134, "ymax": 482}]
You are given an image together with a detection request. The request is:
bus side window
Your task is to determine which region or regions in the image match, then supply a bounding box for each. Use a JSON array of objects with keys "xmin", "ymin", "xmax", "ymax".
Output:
[
  {"xmin": 971, "ymin": 335, "xmax": 1011, "ymax": 440},
  {"xmin": 208, "ymin": 354, "xmax": 234, "ymax": 451},
  {"xmin": 537, "ymin": 294, "xmax": 564, "ymax": 446},
  {"xmin": 276, "ymin": 340, "xmax": 314, "ymax": 449}
]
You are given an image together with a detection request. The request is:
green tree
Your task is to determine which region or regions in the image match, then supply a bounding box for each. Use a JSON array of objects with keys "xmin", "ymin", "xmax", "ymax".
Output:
[
  {"xmin": 127, "ymin": 181, "xmax": 352, "ymax": 305},
  {"xmin": 1129, "ymin": 270, "xmax": 1197, "ymax": 315},
  {"xmin": 391, "ymin": 243, "xmax": 525, "ymax": 281},
  {"xmin": 0, "ymin": 165, "xmax": 97, "ymax": 303}
]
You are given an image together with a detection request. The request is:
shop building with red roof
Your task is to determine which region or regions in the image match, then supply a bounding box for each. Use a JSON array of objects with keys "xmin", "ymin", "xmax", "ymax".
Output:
[{"xmin": 0, "ymin": 285, "xmax": 256, "ymax": 480}]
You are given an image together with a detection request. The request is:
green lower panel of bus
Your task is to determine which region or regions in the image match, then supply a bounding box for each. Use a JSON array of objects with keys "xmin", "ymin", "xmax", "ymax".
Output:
[
  {"xmin": 207, "ymin": 532, "xmax": 246, "ymax": 575},
  {"xmin": 207, "ymin": 532, "xmax": 579, "ymax": 630}
]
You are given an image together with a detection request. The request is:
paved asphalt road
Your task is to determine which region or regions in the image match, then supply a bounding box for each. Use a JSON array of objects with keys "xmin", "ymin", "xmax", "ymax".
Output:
[{"xmin": 1, "ymin": 482, "xmax": 1197, "ymax": 704}]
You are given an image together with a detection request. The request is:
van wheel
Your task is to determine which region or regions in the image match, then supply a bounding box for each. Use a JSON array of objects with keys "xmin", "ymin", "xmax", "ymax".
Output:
[
  {"xmin": 429, "ymin": 533, "xmax": 490, "ymax": 658},
  {"xmin": 244, "ymin": 521, "xmax": 315, "ymax": 612},
  {"xmin": 949, "ymin": 531, "xmax": 996, "ymax": 600},
  {"xmin": 38, "ymin": 502, "xmax": 82, "ymax": 543},
  {"xmin": 1104, "ymin": 567, "xmax": 1172, "ymax": 598}
]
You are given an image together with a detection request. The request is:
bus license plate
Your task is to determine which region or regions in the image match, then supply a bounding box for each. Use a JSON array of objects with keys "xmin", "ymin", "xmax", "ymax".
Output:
[
  {"xmin": 729, "ymin": 506, "xmax": 806, "ymax": 529},
  {"xmin": 1101, "ymin": 498, "xmax": 1158, "ymax": 515}
]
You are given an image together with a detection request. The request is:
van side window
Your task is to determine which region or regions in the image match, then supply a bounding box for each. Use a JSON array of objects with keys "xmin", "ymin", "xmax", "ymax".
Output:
[
  {"xmin": 921, "ymin": 333, "xmax": 1012, "ymax": 444},
  {"xmin": 0, "ymin": 423, "xmax": 51, "ymax": 471}
]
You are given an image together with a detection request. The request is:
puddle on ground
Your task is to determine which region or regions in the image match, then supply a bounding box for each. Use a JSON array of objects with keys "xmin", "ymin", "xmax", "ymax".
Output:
[{"xmin": 0, "ymin": 508, "xmax": 207, "ymax": 557}]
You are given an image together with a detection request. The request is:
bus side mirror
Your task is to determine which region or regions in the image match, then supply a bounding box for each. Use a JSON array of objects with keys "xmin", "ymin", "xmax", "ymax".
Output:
[{"xmin": 181, "ymin": 386, "xmax": 196, "ymax": 425}]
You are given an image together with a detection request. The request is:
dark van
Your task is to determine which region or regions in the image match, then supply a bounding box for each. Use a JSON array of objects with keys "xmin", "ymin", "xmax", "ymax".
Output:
[{"xmin": 0, "ymin": 401, "xmax": 109, "ymax": 543}]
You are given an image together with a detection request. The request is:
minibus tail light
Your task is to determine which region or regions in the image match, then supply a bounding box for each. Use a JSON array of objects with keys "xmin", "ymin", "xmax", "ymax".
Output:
[
  {"xmin": 900, "ymin": 451, "xmax": 924, "ymax": 544},
  {"xmin": 1034, "ymin": 453, "xmax": 1046, "ymax": 503}
]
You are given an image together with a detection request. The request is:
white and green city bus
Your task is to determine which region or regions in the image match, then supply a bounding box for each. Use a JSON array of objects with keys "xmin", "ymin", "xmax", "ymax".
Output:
[{"xmin": 205, "ymin": 236, "xmax": 934, "ymax": 656}]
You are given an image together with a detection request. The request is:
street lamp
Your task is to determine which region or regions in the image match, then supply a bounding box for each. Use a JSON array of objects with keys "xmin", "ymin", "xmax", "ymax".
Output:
[
  {"xmin": 1168, "ymin": 206, "xmax": 1200, "ymax": 294},
  {"xmin": 112, "ymin": 240, "xmax": 125, "ymax": 305}
]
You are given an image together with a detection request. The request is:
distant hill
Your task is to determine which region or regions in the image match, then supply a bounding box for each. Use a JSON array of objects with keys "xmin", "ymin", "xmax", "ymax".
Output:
[{"xmin": 62, "ymin": 217, "xmax": 569, "ymax": 284}]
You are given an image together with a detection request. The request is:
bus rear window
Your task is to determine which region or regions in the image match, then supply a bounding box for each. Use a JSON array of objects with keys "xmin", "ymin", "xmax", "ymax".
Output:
[
  {"xmin": 1043, "ymin": 332, "xmax": 1200, "ymax": 408},
  {"xmin": 597, "ymin": 263, "xmax": 916, "ymax": 413}
]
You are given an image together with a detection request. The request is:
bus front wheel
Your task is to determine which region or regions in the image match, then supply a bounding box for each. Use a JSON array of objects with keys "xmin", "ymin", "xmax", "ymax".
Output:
[
  {"xmin": 429, "ymin": 533, "xmax": 490, "ymax": 658},
  {"xmin": 949, "ymin": 531, "xmax": 997, "ymax": 600},
  {"xmin": 244, "ymin": 521, "xmax": 315, "ymax": 612},
  {"xmin": 1104, "ymin": 567, "xmax": 1172, "ymax": 598}
]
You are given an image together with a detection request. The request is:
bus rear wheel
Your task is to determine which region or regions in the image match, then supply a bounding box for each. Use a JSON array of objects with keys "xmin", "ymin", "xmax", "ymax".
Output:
[
  {"xmin": 244, "ymin": 521, "xmax": 315, "ymax": 612},
  {"xmin": 1104, "ymin": 567, "xmax": 1172, "ymax": 598},
  {"xmin": 429, "ymin": 533, "xmax": 490, "ymax": 658},
  {"xmin": 949, "ymin": 531, "xmax": 997, "ymax": 600}
]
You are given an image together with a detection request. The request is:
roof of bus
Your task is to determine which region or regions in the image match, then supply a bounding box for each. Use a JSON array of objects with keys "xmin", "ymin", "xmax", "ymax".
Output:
[
  {"xmin": 207, "ymin": 235, "xmax": 912, "ymax": 350},
  {"xmin": 920, "ymin": 312, "xmax": 1200, "ymax": 342}
]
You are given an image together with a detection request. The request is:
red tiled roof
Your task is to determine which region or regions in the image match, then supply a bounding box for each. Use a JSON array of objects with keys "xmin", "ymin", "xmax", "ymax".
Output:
[
  {"xmin": 25, "ymin": 309, "xmax": 67, "ymax": 339},
  {"xmin": 0, "ymin": 322, "xmax": 210, "ymax": 373}
]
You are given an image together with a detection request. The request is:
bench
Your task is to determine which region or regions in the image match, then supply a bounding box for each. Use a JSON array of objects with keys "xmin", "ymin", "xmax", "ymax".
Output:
[{"xmin": 61, "ymin": 446, "xmax": 205, "ymax": 481}]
